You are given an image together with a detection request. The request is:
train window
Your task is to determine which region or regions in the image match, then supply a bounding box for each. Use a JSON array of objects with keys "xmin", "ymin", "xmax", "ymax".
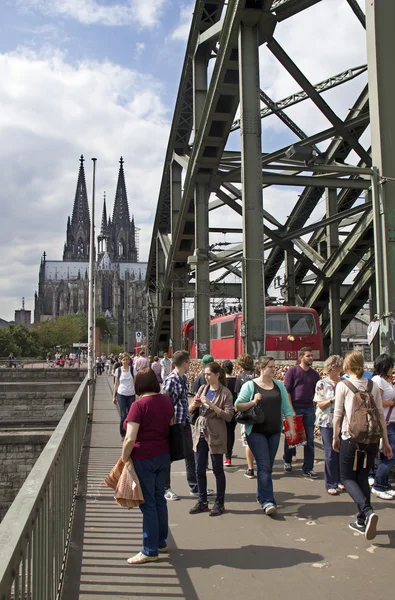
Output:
[
  {"xmin": 211, "ymin": 323, "xmax": 219, "ymax": 340},
  {"xmin": 266, "ymin": 313, "xmax": 288, "ymax": 334},
  {"xmin": 289, "ymin": 313, "xmax": 316, "ymax": 334},
  {"xmin": 220, "ymin": 320, "xmax": 234, "ymax": 338}
]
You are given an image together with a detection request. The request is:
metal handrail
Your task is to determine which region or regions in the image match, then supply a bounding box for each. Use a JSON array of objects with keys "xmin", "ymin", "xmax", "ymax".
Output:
[{"xmin": 0, "ymin": 375, "xmax": 90, "ymax": 600}]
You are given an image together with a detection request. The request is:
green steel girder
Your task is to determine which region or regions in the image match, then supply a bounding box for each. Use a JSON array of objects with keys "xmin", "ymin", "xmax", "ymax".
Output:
[
  {"xmin": 264, "ymin": 87, "xmax": 370, "ymax": 289},
  {"xmin": 305, "ymin": 210, "xmax": 374, "ymax": 312},
  {"xmin": 321, "ymin": 255, "xmax": 374, "ymax": 340}
]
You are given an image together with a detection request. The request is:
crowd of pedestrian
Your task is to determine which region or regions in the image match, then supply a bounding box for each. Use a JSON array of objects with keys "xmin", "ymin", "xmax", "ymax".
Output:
[{"xmin": 110, "ymin": 346, "xmax": 395, "ymax": 564}]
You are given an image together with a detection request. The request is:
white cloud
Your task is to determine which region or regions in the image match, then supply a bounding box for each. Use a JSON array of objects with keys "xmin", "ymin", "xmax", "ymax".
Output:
[
  {"xmin": 135, "ymin": 41, "xmax": 145, "ymax": 55},
  {"xmin": 171, "ymin": 3, "xmax": 194, "ymax": 41},
  {"xmin": 0, "ymin": 46, "xmax": 170, "ymax": 320},
  {"xmin": 16, "ymin": 0, "xmax": 167, "ymax": 28}
]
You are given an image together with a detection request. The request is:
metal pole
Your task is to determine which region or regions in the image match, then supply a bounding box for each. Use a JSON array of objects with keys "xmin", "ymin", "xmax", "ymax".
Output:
[
  {"xmin": 239, "ymin": 18, "xmax": 265, "ymax": 358},
  {"xmin": 87, "ymin": 158, "xmax": 97, "ymax": 412},
  {"xmin": 326, "ymin": 188, "xmax": 341, "ymax": 355},
  {"xmin": 193, "ymin": 49, "xmax": 211, "ymax": 358},
  {"xmin": 124, "ymin": 269, "xmax": 129, "ymax": 352},
  {"xmin": 367, "ymin": 1, "xmax": 395, "ymax": 356}
]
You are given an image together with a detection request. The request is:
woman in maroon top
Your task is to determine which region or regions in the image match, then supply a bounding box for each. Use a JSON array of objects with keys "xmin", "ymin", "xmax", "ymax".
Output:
[{"xmin": 122, "ymin": 368, "xmax": 174, "ymax": 565}]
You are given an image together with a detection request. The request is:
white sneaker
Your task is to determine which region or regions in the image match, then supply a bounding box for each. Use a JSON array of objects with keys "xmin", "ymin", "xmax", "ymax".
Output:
[
  {"xmin": 264, "ymin": 503, "xmax": 277, "ymax": 516},
  {"xmin": 384, "ymin": 488, "xmax": 395, "ymax": 497},
  {"xmin": 371, "ymin": 487, "xmax": 394, "ymax": 500},
  {"xmin": 164, "ymin": 489, "xmax": 180, "ymax": 501},
  {"xmin": 368, "ymin": 477, "xmax": 375, "ymax": 487}
]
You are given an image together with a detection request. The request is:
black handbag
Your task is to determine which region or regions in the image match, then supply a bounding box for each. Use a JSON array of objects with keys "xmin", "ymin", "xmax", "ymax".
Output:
[
  {"xmin": 234, "ymin": 382, "xmax": 265, "ymax": 425},
  {"xmin": 234, "ymin": 403, "xmax": 265, "ymax": 425},
  {"xmin": 169, "ymin": 423, "xmax": 186, "ymax": 462}
]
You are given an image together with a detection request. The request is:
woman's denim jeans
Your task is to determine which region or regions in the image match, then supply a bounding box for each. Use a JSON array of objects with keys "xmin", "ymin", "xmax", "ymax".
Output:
[
  {"xmin": 374, "ymin": 423, "xmax": 395, "ymax": 491},
  {"xmin": 117, "ymin": 394, "xmax": 135, "ymax": 437},
  {"xmin": 194, "ymin": 434, "xmax": 225, "ymax": 505},
  {"xmin": 133, "ymin": 453, "xmax": 170, "ymax": 557},
  {"xmin": 320, "ymin": 426, "xmax": 340, "ymax": 490},
  {"xmin": 247, "ymin": 432, "xmax": 281, "ymax": 509}
]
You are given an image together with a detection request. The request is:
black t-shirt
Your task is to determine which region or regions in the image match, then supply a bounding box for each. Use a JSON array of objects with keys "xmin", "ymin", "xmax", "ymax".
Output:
[
  {"xmin": 251, "ymin": 381, "xmax": 282, "ymax": 436},
  {"xmin": 192, "ymin": 372, "xmax": 206, "ymax": 394},
  {"xmin": 234, "ymin": 370, "xmax": 255, "ymax": 397},
  {"xmin": 225, "ymin": 376, "xmax": 237, "ymax": 404}
]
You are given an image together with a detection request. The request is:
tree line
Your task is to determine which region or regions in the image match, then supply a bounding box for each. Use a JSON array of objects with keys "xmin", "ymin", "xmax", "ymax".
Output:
[{"xmin": 0, "ymin": 313, "xmax": 118, "ymax": 358}]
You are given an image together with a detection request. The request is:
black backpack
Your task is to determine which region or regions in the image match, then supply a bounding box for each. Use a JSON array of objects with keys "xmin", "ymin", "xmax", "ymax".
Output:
[
  {"xmin": 117, "ymin": 365, "xmax": 134, "ymax": 379},
  {"xmin": 236, "ymin": 371, "xmax": 255, "ymax": 397}
]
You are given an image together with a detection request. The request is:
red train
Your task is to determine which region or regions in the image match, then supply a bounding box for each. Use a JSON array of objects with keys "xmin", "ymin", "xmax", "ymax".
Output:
[{"xmin": 183, "ymin": 306, "xmax": 324, "ymax": 361}]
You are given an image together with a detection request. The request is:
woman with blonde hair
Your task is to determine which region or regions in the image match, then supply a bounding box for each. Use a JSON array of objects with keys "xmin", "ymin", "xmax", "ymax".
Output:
[
  {"xmin": 113, "ymin": 353, "xmax": 135, "ymax": 440},
  {"xmin": 333, "ymin": 351, "xmax": 392, "ymax": 540},
  {"xmin": 235, "ymin": 356, "xmax": 295, "ymax": 516},
  {"xmin": 314, "ymin": 355, "xmax": 343, "ymax": 495}
]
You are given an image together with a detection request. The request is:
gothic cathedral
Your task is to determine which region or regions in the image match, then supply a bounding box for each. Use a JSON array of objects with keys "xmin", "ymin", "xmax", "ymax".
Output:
[{"xmin": 34, "ymin": 156, "xmax": 147, "ymax": 347}]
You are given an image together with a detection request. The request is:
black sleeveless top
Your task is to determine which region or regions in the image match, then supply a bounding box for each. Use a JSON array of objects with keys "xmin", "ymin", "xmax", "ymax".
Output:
[{"xmin": 251, "ymin": 381, "xmax": 282, "ymax": 436}]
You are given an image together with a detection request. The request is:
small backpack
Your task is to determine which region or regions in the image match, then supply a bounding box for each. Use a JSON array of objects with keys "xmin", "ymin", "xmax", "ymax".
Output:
[
  {"xmin": 117, "ymin": 365, "xmax": 134, "ymax": 379},
  {"xmin": 342, "ymin": 379, "xmax": 382, "ymax": 444}
]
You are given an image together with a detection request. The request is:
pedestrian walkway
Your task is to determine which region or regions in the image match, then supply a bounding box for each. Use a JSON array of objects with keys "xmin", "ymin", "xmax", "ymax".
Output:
[{"xmin": 63, "ymin": 376, "xmax": 394, "ymax": 600}]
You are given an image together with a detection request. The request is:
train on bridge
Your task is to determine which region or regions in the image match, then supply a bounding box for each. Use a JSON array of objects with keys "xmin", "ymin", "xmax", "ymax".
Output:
[{"xmin": 182, "ymin": 305, "xmax": 323, "ymax": 361}]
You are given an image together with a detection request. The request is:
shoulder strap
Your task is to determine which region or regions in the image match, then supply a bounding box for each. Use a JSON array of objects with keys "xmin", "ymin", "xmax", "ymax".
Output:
[
  {"xmin": 342, "ymin": 379, "xmax": 358, "ymax": 394},
  {"xmin": 386, "ymin": 406, "xmax": 394, "ymax": 424},
  {"xmin": 117, "ymin": 367, "xmax": 121, "ymax": 378},
  {"xmin": 367, "ymin": 379, "xmax": 373, "ymax": 393}
]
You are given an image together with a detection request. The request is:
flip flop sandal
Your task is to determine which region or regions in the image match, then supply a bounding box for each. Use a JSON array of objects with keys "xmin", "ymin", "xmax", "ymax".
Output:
[
  {"xmin": 327, "ymin": 488, "xmax": 339, "ymax": 496},
  {"xmin": 127, "ymin": 552, "xmax": 159, "ymax": 565}
]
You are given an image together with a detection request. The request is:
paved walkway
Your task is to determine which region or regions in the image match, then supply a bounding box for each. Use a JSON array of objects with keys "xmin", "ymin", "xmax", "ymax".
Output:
[{"xmin": 63, "ymin": 376, "xmax": 394, "ymax": 600}]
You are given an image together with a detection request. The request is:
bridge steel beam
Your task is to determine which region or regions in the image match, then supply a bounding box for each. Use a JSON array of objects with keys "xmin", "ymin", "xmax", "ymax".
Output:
[
  {"xmin": 326, "ymin": 188, "xmax": 341, "ymax": 355},
  {"xmin": 238, "ymin": 12, "xmax": 266, "ymax": 357},
  {"xmin": 367, "ymin": 0, "xmax": 395, "ymax": 356}
]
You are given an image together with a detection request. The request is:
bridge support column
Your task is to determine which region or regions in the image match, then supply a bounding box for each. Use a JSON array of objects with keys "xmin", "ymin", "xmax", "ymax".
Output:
[
  {"xmin": 239, "ymin": 18, "xmax": 265, "ymax": 358},
  {"xmin": 172, "ymin": 269, "xmax": 187, "ymax": 353},
  {"xmin": 155, "ymin": 237, "xmax": 166, "ymax": 322},
  {"xmin": 171, "ymin": 160, "xmax": 182, "ymax": 237},
  {"xmin": 367, "ymin": 1, "xmax": 395, "ymax": 357},
  {"xmin": 285, "ymin": 252, "xmax": 296, "ymax": 306},
  {"xmin": 326, "ymin": 188, "xmax": 341, "ymax": 356},
  {"xmin": 192, "ymin": 49, "xmax": 211, "ymax": 358}
]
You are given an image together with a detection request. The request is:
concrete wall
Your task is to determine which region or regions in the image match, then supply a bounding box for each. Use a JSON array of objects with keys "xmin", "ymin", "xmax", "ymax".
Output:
[
  {"xmin": 0, "ymin": 389, "xmax": 75, "ymax": 426},
  {"xmin": 0, "ymin": 431, "xmax": 52, "ymax": 522},
  {"xmin": 0, "ymin": 368, "xmax": 86, "ymax": 382}
]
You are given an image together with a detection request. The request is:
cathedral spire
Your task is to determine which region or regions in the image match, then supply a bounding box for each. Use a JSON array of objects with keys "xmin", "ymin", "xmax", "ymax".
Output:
[
  {"xmin": 112, "ymin": 157, "xmax": 130, "ymax": 225},
  {"xmin": 63, "ymin": 155, "xmax": 91, "ymax": 261},
  {"xmin": 100, "ymin": 192, "xmax": 108, "ymax": 236},
  {"xmin": 71, "ymin": 155, "xmax": 90, "ymax": 229}
]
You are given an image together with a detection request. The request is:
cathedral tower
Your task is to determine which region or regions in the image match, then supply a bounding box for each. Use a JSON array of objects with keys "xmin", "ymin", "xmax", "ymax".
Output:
[
  {"xmin": 63, "ymin": 155, "xmax": 90, "ymax": 261},
  {"xmin": 109, "ymin": 157, "xmax": 137, "ymax": 262}
]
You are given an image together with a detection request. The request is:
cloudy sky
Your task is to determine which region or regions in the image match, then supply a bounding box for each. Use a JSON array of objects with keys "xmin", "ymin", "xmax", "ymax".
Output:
[{"xmin": 0, "ymin": 0, "xmax": 366, "ymax": 321}]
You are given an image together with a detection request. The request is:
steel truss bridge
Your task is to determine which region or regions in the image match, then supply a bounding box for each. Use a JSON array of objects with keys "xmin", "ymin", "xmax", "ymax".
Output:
[{"xmin": 146, "ymin": 0, "xmax": 395, "ymax": 359}]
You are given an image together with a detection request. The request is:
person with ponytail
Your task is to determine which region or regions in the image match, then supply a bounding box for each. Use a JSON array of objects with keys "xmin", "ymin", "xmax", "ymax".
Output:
[{"xmin": 188, "ymin": 361, "xmax": 234, "ymax": 517}]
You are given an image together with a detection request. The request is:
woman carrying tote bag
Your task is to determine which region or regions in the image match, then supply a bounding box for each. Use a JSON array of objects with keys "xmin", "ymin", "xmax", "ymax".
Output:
[{"xmin": 235, "ymin": 356, "xmax": 295, "ymax": 516}]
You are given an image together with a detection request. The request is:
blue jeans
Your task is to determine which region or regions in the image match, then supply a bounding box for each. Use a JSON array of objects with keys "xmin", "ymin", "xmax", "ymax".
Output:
[
  {"xmin": 320, "ymin": 426, "xmax": 340, "ymax": 490},
  {"xmin": 247, "ymin": 432, "xmax": 281, "ymax": 508},
  {"xmin": 374, "ymin": 423, "xmax": 395, "ymax": 491},
  {"xmin": 117, "ymin": 394, "xmax": 135, "ymax": 438},
  {"xmin": 283, "ymin": 407, "xmax": 315, "ymax": 472},
  {"xmin": 133, "ymin": 453, "xmax": 170, "ymax": 557},
  {"xmin": 194, "ymin": 435, "xmax": 225, "ymax": 505},
  {"xmin": 340, "ymin": 438, "xmax": 376, "ymax": 524}
]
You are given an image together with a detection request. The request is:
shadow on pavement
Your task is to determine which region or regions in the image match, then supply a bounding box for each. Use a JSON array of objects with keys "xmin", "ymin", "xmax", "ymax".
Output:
[{"xmin": 169, "ymin": 544, "xmax": 324, "ymax": 570}]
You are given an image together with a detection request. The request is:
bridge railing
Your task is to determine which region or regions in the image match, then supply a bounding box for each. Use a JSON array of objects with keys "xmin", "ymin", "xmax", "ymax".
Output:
[{"xmin": 0, "ymin": 375, "xmax": 91, "ymax": 600}]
